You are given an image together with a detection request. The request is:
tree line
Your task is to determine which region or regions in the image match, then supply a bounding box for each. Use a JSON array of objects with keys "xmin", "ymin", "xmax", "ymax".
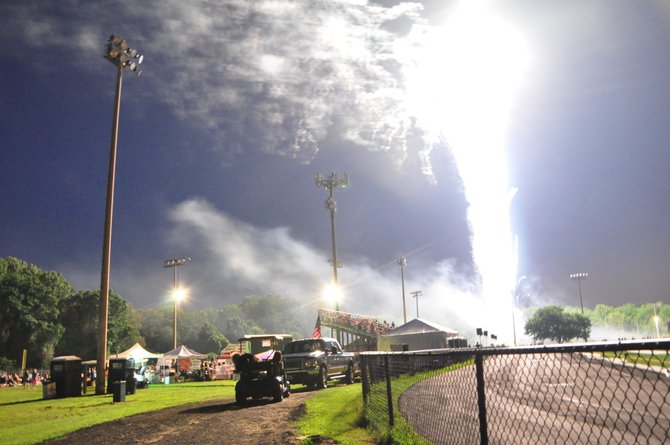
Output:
[
  {"xmin": 524, "ymin": 303, "xmax": 669, "ymax": 344},
  {"xmin": 0, "ymin": 257, "xmax": 312, "ymax": 369}
]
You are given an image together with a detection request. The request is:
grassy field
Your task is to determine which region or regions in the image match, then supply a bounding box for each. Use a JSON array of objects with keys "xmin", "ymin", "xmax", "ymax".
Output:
[
  {"xmin": 295, "ymin": 382, "xmax": 375, "ymax": 445},
  {"xmin": 602, "ymin": 351, "xmax": 669, "ymax": 368},
  {"xmin": 1, "ymin": 380, "xmax": 380, "ymax": 445},
  {"xmin": 1, "ymin": 378, "xmax": 430, "ymax": 445},
  {"xmin": 0, "ymin": 381, "xmax": 236, "ymax": 445}
]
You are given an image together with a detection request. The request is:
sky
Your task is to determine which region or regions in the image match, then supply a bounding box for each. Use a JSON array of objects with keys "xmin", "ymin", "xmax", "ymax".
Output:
[{"xmin": 2, "ymin": 0, "xmax": 670, "ymax": 343}]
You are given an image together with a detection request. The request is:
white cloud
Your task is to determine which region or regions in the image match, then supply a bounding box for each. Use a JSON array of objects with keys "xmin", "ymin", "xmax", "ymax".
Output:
[{"xmin": 2, "ymin": 0, "xmax": 432, "ymax": 171}]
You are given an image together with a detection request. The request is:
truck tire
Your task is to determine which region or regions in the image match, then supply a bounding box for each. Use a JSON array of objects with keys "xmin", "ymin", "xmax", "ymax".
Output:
[
  {"xmin": 273, "ymin": 382, "xmax": 283, "ymax": 402},
  {"xmin": 235, "ymin": 391, "xmax": 246, "ymax": 405},
  {"xmin": 316, "ymin": 366, "xmax": 328, "ymax": 389},
  {"xmin": 344, "ymin": 365, "xmax": 354, "ymax": 384}
]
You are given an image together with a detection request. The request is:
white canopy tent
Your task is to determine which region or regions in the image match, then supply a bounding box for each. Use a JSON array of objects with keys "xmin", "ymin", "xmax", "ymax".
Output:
[
  {"xmin": 162, "ymin": 345, "xmax": 207, "ymax": 360},
  {"xmin": 110, "ymin": 342, "xmax": 162, "ymax": 361}
]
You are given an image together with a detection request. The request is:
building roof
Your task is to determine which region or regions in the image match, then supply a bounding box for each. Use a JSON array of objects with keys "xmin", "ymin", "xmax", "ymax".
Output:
[{"xmin": 383, "ymin": 318, "xmax": 458, "ymax": 336}]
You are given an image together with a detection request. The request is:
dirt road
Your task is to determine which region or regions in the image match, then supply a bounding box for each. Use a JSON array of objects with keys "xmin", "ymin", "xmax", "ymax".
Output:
[{"xmin": 42, "ymin": 391, "xmax": 336, "ymax": 445}]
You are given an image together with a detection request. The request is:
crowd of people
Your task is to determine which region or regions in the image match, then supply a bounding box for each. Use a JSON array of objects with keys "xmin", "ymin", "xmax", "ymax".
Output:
[
  {"xmin": 319, "ymin": 309, "xmax": 396, "ymax": 335},
  {"xmin": 0, "ymin": 369, "xmax": 49, "ymax": 387}
]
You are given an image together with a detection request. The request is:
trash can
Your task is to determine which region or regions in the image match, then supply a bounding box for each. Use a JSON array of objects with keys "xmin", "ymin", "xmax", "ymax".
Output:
[
  {"xmin": 42, "ymin": 381, "xmax": 57, "ymax": 400},
  {"xmin": 126, "ymin": 376, "xmax": 136, "ymax": 395},
  {"xmin": 112, "ymin": 380, "xmax": 126, "ymax": 403},
  {"xmin": 108, "ymin": 358, "xmax": 135, "ymax": 394},
  {"xmin": 50, "ymin": 356, "xmax": 83, "ymax": 398}
]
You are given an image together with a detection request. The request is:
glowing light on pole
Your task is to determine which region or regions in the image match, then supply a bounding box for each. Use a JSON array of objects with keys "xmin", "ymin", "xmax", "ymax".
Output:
[
  {"xmin": 96, "ymin": 35, "xmax": 143, "ymax": 396},
  {"xmin": 164, "ymin": 257, "xmax": 191, "ymax": 348},
  {"xmin": 315, "ymin": 172, "xmax": 349, "ymax": 311},
  {"xmin": 570, "ymin": 272, "xmax": 588, "ymax": 314},
  {"xmin": 398, "ymin": 257, "xmax": 407, "ymax": 324}
]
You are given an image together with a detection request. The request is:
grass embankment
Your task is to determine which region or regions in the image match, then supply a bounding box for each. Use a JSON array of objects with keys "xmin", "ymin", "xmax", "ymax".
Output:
[
  {"xmin": 295, "ymin": 382, "xmax": 375, "ymax": 445},
  {"xmin": 602, "ymin": 351, "xmax": 669, "ymax": 368},
  {"xmin": 0, "ymin": 380, "xmax": 235, "ymax": 445}
]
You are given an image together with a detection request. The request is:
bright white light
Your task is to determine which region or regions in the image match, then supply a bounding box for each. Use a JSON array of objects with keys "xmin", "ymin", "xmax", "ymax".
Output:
[
  {"xmin": 322, "ymin": 283, "xmax": 343, "ymax": 307},
  {"xmin": 405, "ymin": 0, "xmax": 529, "ymax": 342},
  {"xmin": 173, "ymin": 287, "xmax": 188, "ymax": 303}
]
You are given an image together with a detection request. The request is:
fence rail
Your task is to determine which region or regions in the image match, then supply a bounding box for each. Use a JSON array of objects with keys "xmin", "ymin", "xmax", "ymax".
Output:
[{"xmin": 360, "ymin": 340, "xmax": 670, "ymax": 445}]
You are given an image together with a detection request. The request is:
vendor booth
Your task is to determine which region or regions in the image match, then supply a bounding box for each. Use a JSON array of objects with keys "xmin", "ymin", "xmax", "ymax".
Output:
[
  {"xmin": 110, "ymin": 343, "xmax": 162, "ymax": 387},
  {"xmin": 159, "ymin": 345, "xmax": 208, "ymax": 383}
]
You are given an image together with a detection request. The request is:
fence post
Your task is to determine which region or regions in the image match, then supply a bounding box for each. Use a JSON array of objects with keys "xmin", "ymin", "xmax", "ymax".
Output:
[
  {"xmin": 361, "ymin": 358, "xmax": 370, "ymax": 406},
  {"xmin": 475, "ymin": 352, "xmax": 488, "ymax": 445},
  {"xmin": 384, "ymin": 355, "xmax": 394, "ymax": 427}
]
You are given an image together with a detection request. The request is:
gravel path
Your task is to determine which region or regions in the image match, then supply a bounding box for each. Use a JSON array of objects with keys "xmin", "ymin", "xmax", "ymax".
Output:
[{"xmin": 41, "ymin": 391, "xmax": 337, "ymax": 445}]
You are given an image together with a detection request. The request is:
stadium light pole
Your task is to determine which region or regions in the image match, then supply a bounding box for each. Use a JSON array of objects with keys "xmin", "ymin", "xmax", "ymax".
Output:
[
  {"xmin": 96, "ymin": 35, "xmax": 143, "ymax": 396},
  {"xmin": 653, "ymin": 302, "xmax": 661, "ymax": 338},
  {"xmin": 411, "ymin": 290, "xmax": 422, "ymax": 319},
  {"xmin": 315, "ymin": 172, "xmax": 349, "ymax": 311},
  {"xmin": 164, "ymin": 257, "xmax": 191, "ymax": 348},
  {"xmin": 569, "ymin": 272, "xmax": 588, "ymax": 314},
  {"xmin": 398, "ymin": 257, "xmax": 407, "ymax": 324}
]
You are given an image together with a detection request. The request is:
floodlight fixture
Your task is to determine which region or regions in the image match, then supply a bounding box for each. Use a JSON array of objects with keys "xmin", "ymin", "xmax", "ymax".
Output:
[
  {"xmin": 104, "ymin": 35, "xmax": 144, "ymax": 76},
  {"xmin": 322, "ymin": 283, "xmax": 344, "ymax": 310}
]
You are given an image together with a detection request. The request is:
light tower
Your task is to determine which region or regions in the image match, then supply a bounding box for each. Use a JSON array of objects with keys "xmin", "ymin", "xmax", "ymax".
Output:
[
  {"xmin": 164, "ymin": 257, "xmax": 191, "ymax": 348},
  {"xmin": 569, "ymin": 272, "xmax": 589, "ymax": 314},
  {"xmin": 315, "ymin": 172, "xmax": 349, "ymax": 311},
  {"xmin": 96, "ymin": 35, "xmax": 143, "ymax": 395}
]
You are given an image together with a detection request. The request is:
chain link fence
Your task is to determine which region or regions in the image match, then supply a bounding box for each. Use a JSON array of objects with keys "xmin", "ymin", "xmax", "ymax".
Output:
[{"xmin": 360, "ymin": 340, "xmax": 670, "ymax": 444}]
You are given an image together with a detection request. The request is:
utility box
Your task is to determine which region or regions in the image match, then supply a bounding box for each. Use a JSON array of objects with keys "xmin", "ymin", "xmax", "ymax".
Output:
[
  {"xmin": 108, "ymin": 358, "xmax": 135, "ymax": 395},
  {"xmin": 50, "ymin": 356, "xmax": 82, "ymax": 398},
  {"xmin": 111, "ymin": 380, "xmax": 126, "ymax": 403}
]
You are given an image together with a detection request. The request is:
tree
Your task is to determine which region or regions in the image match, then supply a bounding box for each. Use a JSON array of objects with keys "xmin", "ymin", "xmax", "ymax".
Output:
[
  {"xmin": 0, "ymin": 257, "xmax": 72, "ymax": 368},
  {"xmin": 195, "ymin": 322, "xmax": 229, "ymax": 354},
  {"xmin": 525, "ymin": 305, "xmax": 591, "ymax": 343},
  {"xmin": 56, "ymin": 289, "xmax": 143, "ymax": 359},
  {"xmin": 137, "ymin": 306, "xmax": 173, "ymax": 353}
]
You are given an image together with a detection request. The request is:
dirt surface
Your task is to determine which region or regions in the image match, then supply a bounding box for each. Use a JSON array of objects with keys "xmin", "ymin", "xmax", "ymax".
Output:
[{"xmin": 41, "ymin": 390, "xmax": 338, "ymax": 445}]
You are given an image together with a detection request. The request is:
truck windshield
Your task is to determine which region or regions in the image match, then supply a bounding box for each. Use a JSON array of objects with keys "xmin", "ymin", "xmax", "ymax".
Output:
[{"xmin": 284, "ymin": 340, "xmax": 323, "ymax": 354}]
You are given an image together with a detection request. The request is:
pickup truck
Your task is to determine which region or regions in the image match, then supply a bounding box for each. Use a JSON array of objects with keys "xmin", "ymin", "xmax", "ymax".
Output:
[{"xmin": 282, "ymin": 338, "xmax": 356, "ymax": 389}]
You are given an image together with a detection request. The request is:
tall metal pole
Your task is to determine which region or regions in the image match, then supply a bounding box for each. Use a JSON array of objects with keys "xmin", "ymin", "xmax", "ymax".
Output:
[
  {"xmin": 570, "ymin": 272, "xmax": 588, "ymax": 314},
  {"xmin": 398, "ymin": 257, "xmax": 407, "ymax": 324},
  {"xmin": 411, "ymin": 290, "xmax": 422, "ymax": 319},
  {"xmin": 164, "ymin": 257, "xmax": 191, "ymax": 349},
  {"xmin": 328, "ymin": 188, "xmax": 339, "ymax": 286},
  {"xmin": 96, "ymin": 35, "xmax": 143, "ymax": 396},
  {"xmin": 315, "ymin": 172, "xmax": 348, "ymax": 311},
  {"xmin": 96, "ymin": 61, "xmax": 122, "ymax": 396}
]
